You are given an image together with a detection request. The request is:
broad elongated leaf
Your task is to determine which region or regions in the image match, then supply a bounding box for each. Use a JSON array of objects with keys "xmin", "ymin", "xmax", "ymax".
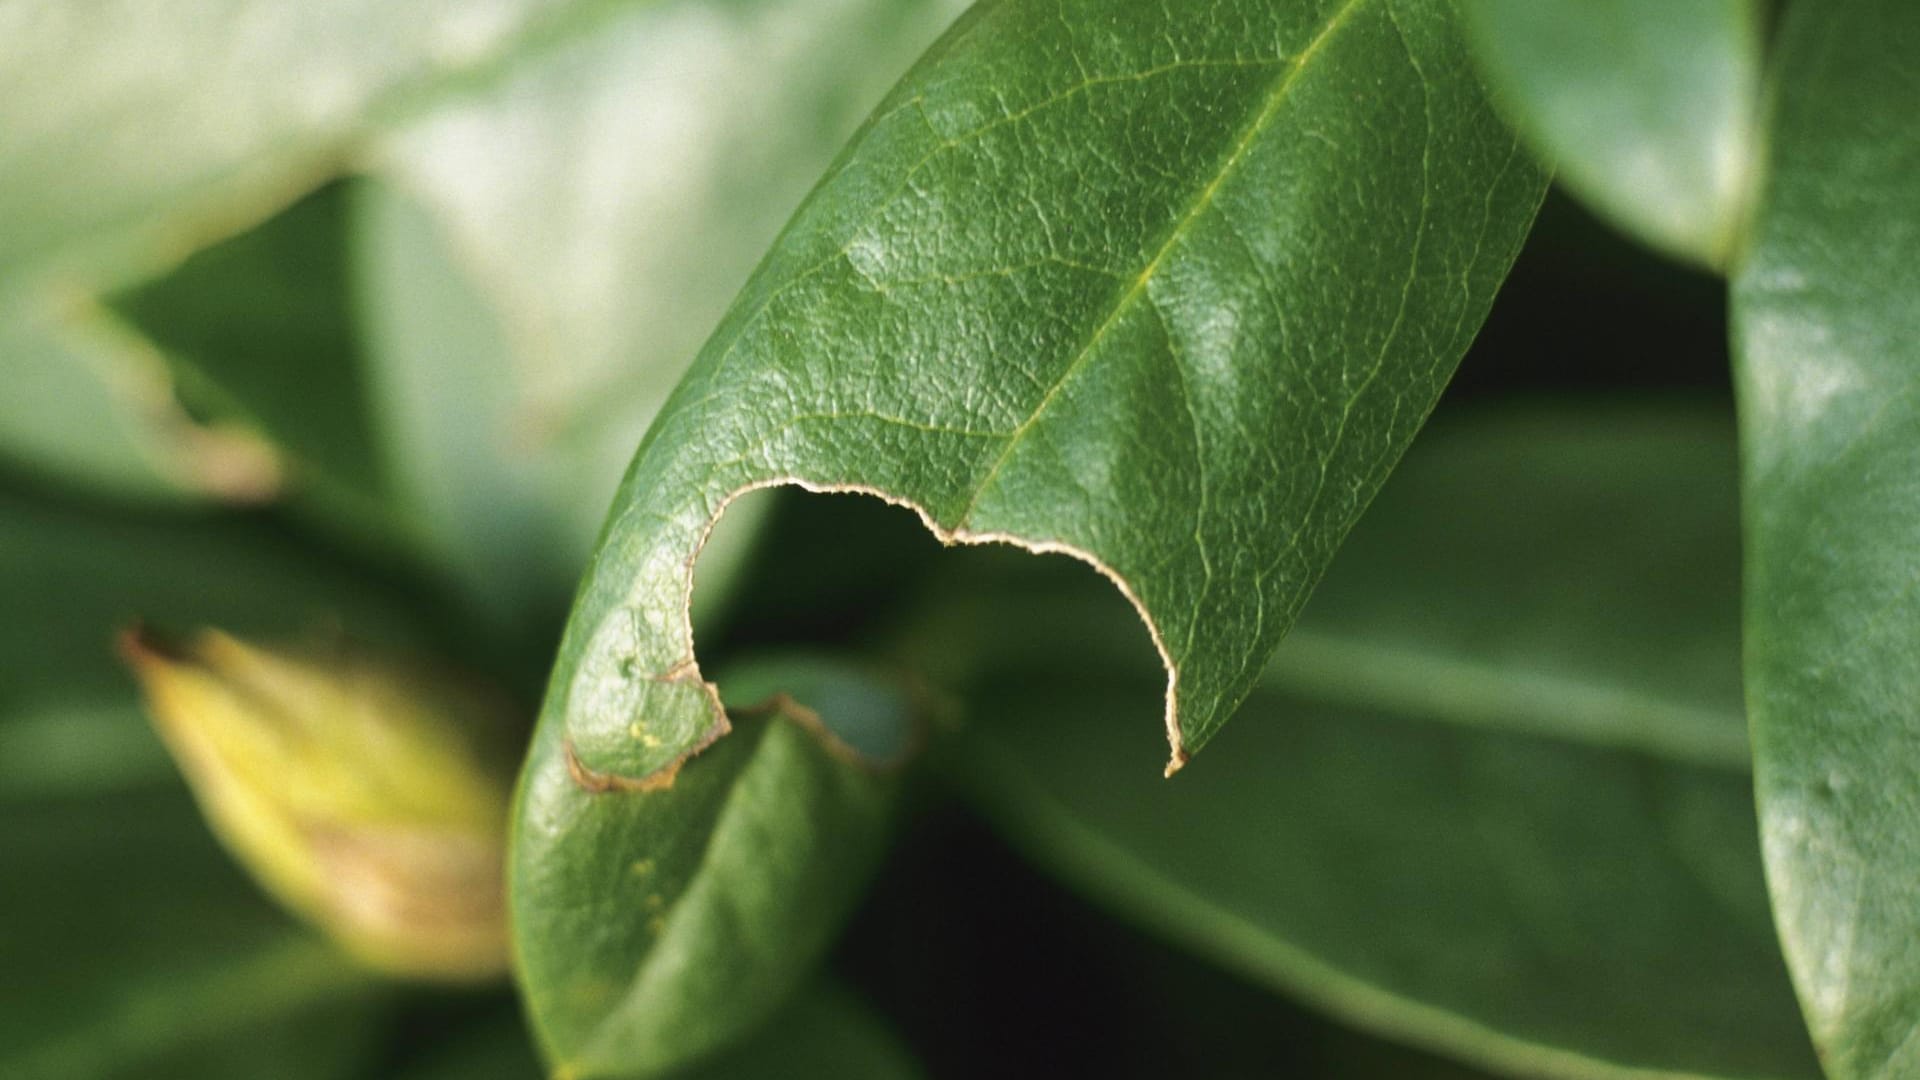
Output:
[
  {"xmin": 525, "ymin": 0, "xmax": 1544, "ymax": 819},
  {"xmin": 1731, "ymin": 3, "xmax": 1920, "ymax": 1075},
  {"xmin": 953, "ymin": 406, "xmax": 1816, "ymax": 1079},
  {"xmin": 513, "ymin": 657, "xmax": 915, "ymax": 1077},
  {"xmin": 1458, "ymin": 0, "xmax": 1760, "ymax": 268},
  {"xmin": 964, "ymin": 681, "xmax": 1813, "ymax": 1080},
  {"xmin": 0, "ymin": 0, "xmax": 612, "ymax": 289}
]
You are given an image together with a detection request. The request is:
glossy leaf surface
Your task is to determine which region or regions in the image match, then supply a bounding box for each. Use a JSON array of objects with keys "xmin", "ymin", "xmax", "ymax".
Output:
[
  {"xmin": 953, "ymin": 407, "xmax": 1816, "ymax": 1079},
  {"xmin": 514, "ymin": 658, "xmax": 914, "ymax": 1077},
  {"xmin": 1731, "ymin": 3, "xmax": 1920, "ymax": 1074},
  {"xmin": 530, "ymin": 0, "xmax": 1544, "ymax": 818},
  {"xmin": 1459, "ymin": 0, "xmax": 1760, "ymax": 267}
]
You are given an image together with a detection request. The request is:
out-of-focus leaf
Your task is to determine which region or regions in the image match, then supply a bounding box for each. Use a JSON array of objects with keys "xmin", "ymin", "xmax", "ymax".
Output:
[
  {"xmin": 963, "ymin": 681, "xmax": 1813, "ymax": 1080},
  {"xmin": 353, "ymin": 183, "xmax": 581, "ymax": 631},
  {"xmin": 529, "ymin": 0, "xmax": 1543, "ymax": 825},
  {"xmin": 0, "ymin": 291, "xmax": 280, "ymax": 502},
  {"xmin": 1266, "ymin": 406, "xmax": 1751, "ymax": 768},
  {"xmin": 0, "ymin": 483, "xmax": 424, "ymax": 800},
  {"xmin": 0, "ymin": 787, "xmax": 382, "ymax": 1080},
  {"xmin": 353, "ymin": 0, "xmax": 969, "ymax": 629},
  {"xmin": 950, "ymin": 406, "xmax": 1817, "ymax": 1079},
  {"xmin": 396, "ymin": 981, "xmax": 921, "ymax": 1080},
  {"xmin": 112, "ymin": 186, "xmax": 393, "ymax": 529},
  {"xmin": 1730, "ymin": 3, "xmax": 1920, "ymax": 1075},
  {"xmin": 0, "ymin": 0, "xmax": 622, "ymax": 290},
  {"xmin": 1459, "ymin": 0, "xmax": 1760, "ymax": 268},
  {"xmin": 514, "ymin": 657, "xmax": 915, "ymax": 1078}
]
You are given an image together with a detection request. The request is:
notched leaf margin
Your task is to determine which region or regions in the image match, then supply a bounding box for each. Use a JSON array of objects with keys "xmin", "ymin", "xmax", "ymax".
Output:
[{"xmin": 577, "ymin": 476, "xmax": 1183, "ymax": 794}]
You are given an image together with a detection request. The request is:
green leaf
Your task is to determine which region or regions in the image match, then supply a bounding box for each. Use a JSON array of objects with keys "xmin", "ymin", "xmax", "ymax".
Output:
[
  {"xmin": 1458, "ymin": 0, "xmax": 1761, "ymax": 268},
  {"xmin": 513, "ymin": 657, "xmax": 915, "ymax": 1078},
  {"xmin": 353, "ymin": 179, "xmax": 584, "ymax": 632},
  {"xmin": 529, "ymin": 0, "xmax": 1544, "ymax": 810},
  {"xmin": 351, "ymin": 0, "xmax": 968, "ymax": 631},
  {"xmin": 112, "ymin": 186, "xmax": 391, "ymax": 523},
  {"xmin": 0, "ymin": 0, "xmax": 623, "ymax": 512},
  {"xmin": 0, "ymin": 787, "xmax": 383, "ymax": 1080},
  {"xmin": 917, "ymin": 405, "xmax": 1755, "ymax": 770},
  {"xmin": 0, "ymin": 0, "xmax": 617, "ymax": 290},
  {"xmin": 1730, "ymin": 2, "xmax": 1920, "ymax": 1074},
  {"xmin": 952, "ymin": 405, "xmax": 1817, "ymax": 1080},
  {"xmin": 1265, "ymin": 405, "xmax": 1752, "ymax": 768},
  {"xmin": 963, "ymin": 680, "xmax": 1813, "ymax": 1080},
  {"xmin": 0, "ymin": 291, "xmax": 280, "ymax": 503}
]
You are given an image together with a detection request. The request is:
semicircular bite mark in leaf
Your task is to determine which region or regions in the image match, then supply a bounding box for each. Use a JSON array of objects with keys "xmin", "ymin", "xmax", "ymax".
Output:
[{"xmin": 531, "ymin": 0, "xmax": 1545, "ymax": 797}]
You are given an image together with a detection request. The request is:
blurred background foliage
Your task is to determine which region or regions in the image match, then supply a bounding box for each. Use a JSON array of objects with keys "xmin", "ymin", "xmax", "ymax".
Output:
[{"xmin": 0, "ymin": 0, "xmax": 1789, "ymax": 1077}]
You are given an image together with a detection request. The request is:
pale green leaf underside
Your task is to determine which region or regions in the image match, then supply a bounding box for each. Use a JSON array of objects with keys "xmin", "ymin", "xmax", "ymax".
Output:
[
  {"xmin": 1733, "ymin": 2, "xmax": 1920, "ymax": 1075},
  {"xmin": 674, "ymin": 980, "xmax": 924, "ymax": 1080},
  {"xmin": 1458, "ymin": 0, "xmax": 1760, "ymax": 269},
  {"xmin": 531, "ymin": 0, "xmax": 1545, "ymax": 805},
  {"xmin": 0, "ymin": 0, "xmax": 613, "ymax": 290},
  {"xmin": 0, "ymin": 0, "xmax": 615, "ymax": 505},
  {"xmin": 955, "ymin": 407, "xmax": 1815, "ymax": 1080}
]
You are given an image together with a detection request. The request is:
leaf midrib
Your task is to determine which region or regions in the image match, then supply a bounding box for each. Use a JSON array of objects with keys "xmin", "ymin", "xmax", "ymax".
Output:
[
  {"xmin": 1265, "ymin": 627, "xmax": 1753, "ymax": 771},
  {"xmin": 950, "ymin": 0, "xmax": 1377, "ymax": 528}
]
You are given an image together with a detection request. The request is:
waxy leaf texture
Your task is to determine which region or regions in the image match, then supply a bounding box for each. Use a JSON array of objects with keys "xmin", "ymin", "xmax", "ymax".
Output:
[{"xmin": 525, "ymin": 0, "xmax": 1544, "ymax": 805}]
